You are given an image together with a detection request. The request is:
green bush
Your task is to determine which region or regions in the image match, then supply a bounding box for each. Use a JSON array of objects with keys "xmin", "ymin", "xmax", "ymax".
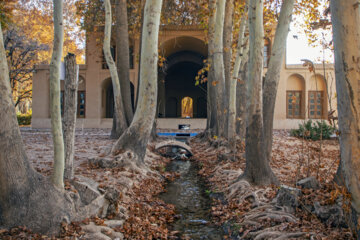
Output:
[
  {"xmin": 17, "ymin": 112, "xmax": 32, "ymax": 126},
  {"xmin": 290, "ymin": 120, "xmax": 336, "ymax": 141}
]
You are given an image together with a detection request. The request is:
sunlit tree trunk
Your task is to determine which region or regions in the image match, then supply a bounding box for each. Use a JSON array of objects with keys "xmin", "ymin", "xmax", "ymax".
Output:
[
  {"xmin": 111, "ymin": 0, "xmax": 162, "ymax": 164},
  {"xmin": 223, "ymin": 0, "xmax": 234, "ymax": 137},
  {"xmin": 63, "ymin": 53, "xmax": 78, "ymax": 180},
  {"xmin": 50, "ymin": 0, "xmax": 65, "ymax": 188},
  {"xmin": 240, "ymin": 0, "xmax": 277, "ymax": 185},
  {"xmin": 207, "ymin": 0, "xmax": 217, "ymax": 132},
  {"xmin": 0, "ymin": 22, "xmax": 73, "ymax": 236},
  {"xmin": 212, "ymin": 0, "xmax": 226, "ymax": 137},
  {"xmin": 236, "ymin": 45, "xmax": 249, "ymax": 139},
  {"xmin": 331, "ymin": 0, "xmax": 360, "ymax": 235},
  {"xmin": 104, "ymin": 0, "xmax": 128, "ymax": 139},
  {"xmin": 263, "ymin": 0, "xmax": 295, "ymax": 162},
  {"xmin": 116, "ymin": 0, "xmax": 134, "ymax": 126},
  {"xmin": 228, "ymin": 7, "xmax": 247, "ymax": 145}
]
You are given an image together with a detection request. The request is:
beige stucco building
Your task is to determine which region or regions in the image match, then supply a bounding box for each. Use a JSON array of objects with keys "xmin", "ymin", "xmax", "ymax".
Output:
[{"xmin": 32, "ymin": 26, "xmax": 336, "ymax": 130}]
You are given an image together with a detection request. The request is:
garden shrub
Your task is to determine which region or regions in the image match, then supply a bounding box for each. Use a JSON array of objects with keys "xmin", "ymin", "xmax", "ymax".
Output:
[
  {"xmin": 17, "ymin": 111, "xmax": 32, "ymax": 126},
  {"xmin": 290, "ymin": 120, "xmax": 336, "ymax": 141}
]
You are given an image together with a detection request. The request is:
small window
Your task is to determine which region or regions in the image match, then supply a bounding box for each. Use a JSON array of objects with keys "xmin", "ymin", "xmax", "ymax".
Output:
[
  {"xmin": 60, "ymin": 91, "xmax": 86, "ymax": 118},
  {"xmin": 286, "ymin": 91, "xmax": 302, "ymax": 119},
  {"xmin": 60, "ymin": 91, "xmax": 64, "ymax": 116},
  {"xmin": 308, "ymin": 91, "xmax": 323, "ymax": 119},
  {"xmin": 78, "ymin": 91, "xmax": 86, "ymax": 118},
  {"xmin": 264, "ymin": 42, "xmax": 270, "ymax": 68}
]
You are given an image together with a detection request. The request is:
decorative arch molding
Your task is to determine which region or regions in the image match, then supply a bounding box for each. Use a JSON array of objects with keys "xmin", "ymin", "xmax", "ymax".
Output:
[
  {"xmin": 101, "ymin": 77, "xmax": 134, "ymax": 118},
  {"xmin": 309, "ymin": 74, "xmax": 326, "ymax": 91},
  {"xmin": 159, "ymin": 36, "xmax": 208, "ymax": 58},
  {"xmin": 286, "ymin": 74, "xmax": 306, "ymax": 119},
  {"xmin": 163, "ymin": 51, "xmax": 205, "ymax": 73},
  {"xmin": 286, "ymin": 73, "xmax": 306, "ymax": 91}
]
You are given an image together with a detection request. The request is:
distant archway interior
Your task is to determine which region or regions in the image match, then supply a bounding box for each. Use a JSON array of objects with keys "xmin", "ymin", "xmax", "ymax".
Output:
[{"xmin": 159, "ymin": 51, "xmax": 207, "ymax": 118}]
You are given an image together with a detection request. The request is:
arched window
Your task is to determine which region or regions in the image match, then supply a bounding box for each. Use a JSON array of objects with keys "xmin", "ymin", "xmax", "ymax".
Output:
[
  {"xmin": 286, "ymin": 74, "xmax": 305, "ymax": 119},
  {"xmin": 308, "ymin": 74, "xmax": 327, "ymax": 119},
  {"xmin": 181, "ymin": 97, "xmax": 193, "ymax": 118}
]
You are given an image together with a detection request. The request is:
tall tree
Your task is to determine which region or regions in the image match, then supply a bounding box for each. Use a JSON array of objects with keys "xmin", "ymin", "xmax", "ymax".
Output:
[
  {"xmin": 331, "ymin": 0, "xmax": 360, "ymax": 235},
  {"xmin": 104, "ymin": 0, "xmax": 128, "ymax": 139},
  {"xmin": 4, "ymin": 27, "xmax": 47, "ymax": 107},
  {"xmin": 228, "ymin": 3, "xmax": 248, "ymax": 145},
  {"xmin": 0, "ymin": 20, "xmax": 73, "ymax": 236},
  {"xmin": 49, "ymin": 0, "xmax": 65, "ymax": 189},
  {"xmin": 263, "ymin": 0, "xmax": 295, "ymax": 162},
  {"xmin": 240, "ymin": 0, "xmax": 277, "ymax": 185},
  {"xmin": 223, "ymin": 0, "xmax": 234, "ymax": 137},
  {"xmin": 115, "ymin": 0, "xmax": 134, "ymax": 126},
  {"xmin": 109, "ymin": 0, "xmax": 163, "ymax": 165},
  {"xmin": 206, "ymin": 0, "xmax": 217, "ymax": 132},
  {"xmin": 212, "ymin": 0, "xmax": 226, "ymax": 137}
]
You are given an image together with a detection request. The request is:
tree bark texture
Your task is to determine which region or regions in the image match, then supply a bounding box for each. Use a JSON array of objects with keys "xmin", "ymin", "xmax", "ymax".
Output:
[
  {"xmin": 262, "ymin": 0, "xmax": 295, "ymax": 163},
  {"xmin": 207, "ymin": 0, "xmax": 217, "ymax": 131},
  {"xmin": 331, "ymin": 0, "xmax": 360, "ymax": 235},
  {"xmin": 212, "ymin": 0, "xmax": 226, "ymax": 137},
  {"xmin": 116, "ymin": 0, "xmax": 134, "ymax": 126},
  {"xmin": 50, "ymin": 0, "xmax": 65, "ymax": 189},
  {"xmin": 104, "ymin": 0, "xmax": 128, "ymax": 139},
  {"xmin": 228, "ymin": 9, "xmax": 247, "ymax": 144},
  {"xmin": 223, "ymin": 0, "xmax": 234, "ymax": 137},
  {"xmin": 241, "ymin": 0, "xmax": 278, "ymax": 186},
  {"xmin": 63, "ymin": 53, "xmax": 78, "ymax": 180},
  {"xmin": 0, "ymin": 22, "xmax": 73, "ymax": 236},
  {"xmin": 111, "ymin": 0, "xmax": 163, "ymax": 164},
  {"xmin": 236, "ymin": 47, "xmax": 249, "ymax": 139}
]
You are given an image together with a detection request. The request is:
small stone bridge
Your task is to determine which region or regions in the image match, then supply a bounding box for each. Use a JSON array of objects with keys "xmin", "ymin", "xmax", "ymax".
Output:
[{"xmin": 155, "ymin": 140, "xmax": 193, "ymax": 156}]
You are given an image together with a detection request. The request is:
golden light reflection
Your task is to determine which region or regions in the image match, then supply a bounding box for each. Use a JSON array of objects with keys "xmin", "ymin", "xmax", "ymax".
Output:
[{"xmin": 181, "ymin": 97, "xmax": 193, "ymax": 118}]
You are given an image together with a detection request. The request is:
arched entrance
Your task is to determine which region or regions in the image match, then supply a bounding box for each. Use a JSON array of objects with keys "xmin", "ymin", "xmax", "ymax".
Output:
[
  {"xmin": 158, "ymin": 52, "xmax": 207, "ymax": 118},
  {"xmin": 102, "ymin": 78, "xmax": 135, "ymax": 118},
  {"xmin": 158, "ymin": 36, "xmax": 208, "ymax": 119}
]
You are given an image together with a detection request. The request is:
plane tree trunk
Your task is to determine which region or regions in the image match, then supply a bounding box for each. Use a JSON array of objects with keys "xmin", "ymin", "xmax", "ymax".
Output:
[
  {"xmin": 228, "ymin": 6, "xmax": 247, "ymax": 145},
  {"xmin": 49, "ymin": 0, "xmax": 65, "ymax": 189},
  {"xmin": 116, "ymin": 0, "xmax": 134, "ymax": 126},
  {"xmin": 239, "ymin": 0, "xmax": 278, "ymax": 186},
  {"xmin": 207, "ymin": 0, "xmax": 217, "ymax": 132},
  {"xmin": 263, "ymin": 0, "xmax": 295, "ymax": 163},
  {"xmin": 104, "ymin": 0, "xmax": 128, "ymax": 139},
  {"xmin": 223, "ymin": 0, "xmax": 234, "ymax": 138},
  {"xmin": 63, "ymin": 53, "xmax": 78, "ymax": 180},
  {"xmin": 110, "ymin": 0, "xmax": 163, "ymax": 166},
  {"xmin": 331, "ymin": 0, "xmax": 360, "ymax": 235},
  {"xmin": 0, "ymin": 21, "xmax": 74, "ymax": 236},
  {"xmin": 212, "ymin": 0, "xmax": 226, "ymax": 137}
]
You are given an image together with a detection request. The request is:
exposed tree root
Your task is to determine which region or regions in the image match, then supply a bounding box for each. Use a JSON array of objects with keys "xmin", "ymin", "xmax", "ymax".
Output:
[{"xmin": 252, "ymin": 231, "xmax": 307, "ymax": 240}]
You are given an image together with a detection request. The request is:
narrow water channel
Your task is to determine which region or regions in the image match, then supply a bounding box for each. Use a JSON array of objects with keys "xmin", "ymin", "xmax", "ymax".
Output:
[{"xmin": 160, "ymin": 159, "xmax": 223, "ymax": 239}]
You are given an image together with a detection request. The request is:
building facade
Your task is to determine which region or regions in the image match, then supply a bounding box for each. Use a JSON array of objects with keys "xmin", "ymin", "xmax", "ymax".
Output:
[{"xmin": 32, "ymin": 26, "xmax": 336, "ymax": 130}]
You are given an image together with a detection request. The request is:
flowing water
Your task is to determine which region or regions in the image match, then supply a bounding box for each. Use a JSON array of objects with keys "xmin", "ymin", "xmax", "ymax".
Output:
[{"xmin": 160, "ymin": 159, "xmax": 224, "ymax": 239}]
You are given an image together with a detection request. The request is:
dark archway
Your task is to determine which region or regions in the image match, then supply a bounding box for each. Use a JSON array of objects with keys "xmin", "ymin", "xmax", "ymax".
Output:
[
  {"xmin": 105, "ymin": 81, "xmax": 135, "ymax": 118},
  {"xmin": 197, "ymin": 97, "xmax": 207, "ymax": 118},
  {"xmin": 159, "ymin": 51, "xmax": 207, "ymax": 118},
  {"xmin": 166, "ymin": 97, "xmax": 178, "ymax": 117}
]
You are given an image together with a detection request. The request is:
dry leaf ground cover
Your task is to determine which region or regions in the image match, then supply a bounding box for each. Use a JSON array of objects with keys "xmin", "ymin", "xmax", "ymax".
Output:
[
  {"xmin": 0, "ymin": 128, "xmax": 354, "ymax": 239},
  {"xmin": 190, "ymin": 130, "xmax": 353, "ymax": 239}
]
